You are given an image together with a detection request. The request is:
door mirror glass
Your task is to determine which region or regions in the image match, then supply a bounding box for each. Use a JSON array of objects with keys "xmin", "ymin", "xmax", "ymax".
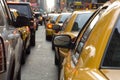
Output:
[{"xmin": 53, "ymin": 35, "xmax": 72, "ymax": 48}]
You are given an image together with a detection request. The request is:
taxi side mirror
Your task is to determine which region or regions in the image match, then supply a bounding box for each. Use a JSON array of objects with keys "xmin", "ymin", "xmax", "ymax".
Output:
[{"xmin": 53, "ymin": 35, "xmax": 73, "ymax": 48}]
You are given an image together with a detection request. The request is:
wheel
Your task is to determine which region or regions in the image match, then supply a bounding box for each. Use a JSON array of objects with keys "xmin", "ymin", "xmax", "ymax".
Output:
[
  {"xmin": 55, "ymin": 50, "xmax": 59, "ymax": 65},
  {"xmin": 58, "ymin": 65, "xmax": 62, "ymax": 80},
  {"xmin": 39, "ymin": 21, "xmax": 43, "ymax": 25},
  {"xmin": 36, "ymin": 24, "xmax": 38, "ymax": 30},
  {"xmin": 52, "ymin": 42, "xmax": 55, "ymax": 50},
  {"xmin": 30, "ymin": 31, "xmax": 36, "ymax": 46},
  {"xmin": 31, "ymin": 35, "xmax": 35, "ymax": 46},
  {"xmin": 52, "ymin": 35, "xmax": 55, "ymax": 50},
  {"xmin": 52, "ymin": 37, "xmax": 55, "ymax": 50},
  {"xmin": 26, "ymin": 45, "xmax": 31, "ymax": 54},
  {"xmin": 21, "ymin": 49, "xmax": 26, "ymax": 65},
  {"xmin": 58, "ymin": 57, "xmax": 63, "ymax": 80},
  {"xmin": 17, "ymin": 65, "xmax": 21, "ymax": 80},
  {"xmin": 40, "ymin": 22, "xmax": 42, "ymax": 25},
  {"xmin": 46, "ymin": 35, "xmax": 49, "ymax": 41},
  {"xmin": 10, "ymin": 61, "xmax": 15, "ymax": 80},
  {"xmin": 58, "ymin": 66, "xmax": 63, "ymax": 80}
]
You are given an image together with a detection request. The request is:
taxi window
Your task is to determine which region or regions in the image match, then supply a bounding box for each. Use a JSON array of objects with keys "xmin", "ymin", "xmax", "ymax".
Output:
[
  {"xmin": 62, "ymin": 14, "xmax": 72, "ymax": 31},
  {"xmin": 102, "ymin": 16, "xmax": 120, "ymax": 68},
  {"xmin": 71, "ymin": 13, "xmax": 93, "ymax": 32},
  {"xmin": 59, "ymin": 14, "xmax": 71, "ymax": 23},
  {"xmin": 52, "ymin": 15, "xmax": 58, "ymax": 21}
]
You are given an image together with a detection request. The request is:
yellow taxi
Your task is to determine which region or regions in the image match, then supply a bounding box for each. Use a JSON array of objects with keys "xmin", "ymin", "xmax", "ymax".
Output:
[
  {"xmin": 55, "ymin": 12, "xmax": 72, "ymax": 27},
  {"xmin": 53, "ymin": 0, "xmax": 120, "ymax": 80},
  {"xmin": 53, "ymin": 10, "xmax": 94, "ymax": 67},
  {"xmin": 10, "ymin": 8, "xmax": 31, "ymax": 64},
  {"xmin": 46, "ymin": 13, "xmax": 71, "ymax": 40},
  {"xmin": 45, "ymin": 13, "xmax": 60, "ymax": 40},
  {"xmin": 52, "ymin": 10, "xmax": 95, "ymax": 43}
]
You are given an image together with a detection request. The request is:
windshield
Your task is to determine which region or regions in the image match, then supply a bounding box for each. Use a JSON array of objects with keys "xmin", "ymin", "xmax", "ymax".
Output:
[{"xmin": 8, "ymin": 4, "xmax": 33, "ymax": 18}]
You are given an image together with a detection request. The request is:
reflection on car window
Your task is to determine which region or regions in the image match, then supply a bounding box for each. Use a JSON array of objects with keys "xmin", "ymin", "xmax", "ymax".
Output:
[
  {"xmin": 102, "ymin": 16, "xmax": 120, "ymax": 67},
  {"xmin": 8, "ymin": 5, "xmax": 32, "ymax": 18},
  {"xmin": 59, "ymin": 14, "xmax": 71, "ymax": 22},
  {"xmin": 72, "ymin": 13, "xmax": 93, "ymax": 32},
  {"xmin": 62, "ymin": 14, "xmax": 72, "ymax": 31},
  {"xmin": 52, "ymin": 15, "xmax": 58, "ymax": 21}
]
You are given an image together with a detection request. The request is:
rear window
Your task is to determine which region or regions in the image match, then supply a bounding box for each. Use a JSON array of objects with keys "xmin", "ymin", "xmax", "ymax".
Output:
[
  {"xmin": 52, "ymin": 15, "xmax": 59, "ymax": 21},
  {"xmin": 71, "ymin": 13, "xmax": 93, "ymax": 31},
  {"xmin": 59, "ymin": 13, "xmax": 71, "ymax": 23},
  {"xmin": 8, "ymin": 4, "xmax": 33, "ymax": 18}
]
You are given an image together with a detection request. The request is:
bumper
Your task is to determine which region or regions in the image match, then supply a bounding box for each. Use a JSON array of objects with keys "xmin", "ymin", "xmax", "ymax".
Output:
[{"xmin": 46, "ymin": 29, "xmax": 55, "ymax": 37}]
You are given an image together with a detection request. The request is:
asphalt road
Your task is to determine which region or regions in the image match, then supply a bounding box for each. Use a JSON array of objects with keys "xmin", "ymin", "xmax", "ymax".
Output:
[{"xmin": 21, "ymin": 25, "xmax": 58, "ymax": 80}]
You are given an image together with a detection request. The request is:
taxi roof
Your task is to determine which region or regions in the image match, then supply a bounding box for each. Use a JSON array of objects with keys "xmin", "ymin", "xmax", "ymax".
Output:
[{"xmin": 72, "ymin": 10, "xmax": 95, "ymax": 15}]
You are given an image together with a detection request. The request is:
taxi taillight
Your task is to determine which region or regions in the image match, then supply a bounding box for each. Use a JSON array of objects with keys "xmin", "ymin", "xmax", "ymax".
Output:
[
  {"xmin": 0, "ymin": 37, "xmax": 6, "ymax": 73},
  {"xmin": 47, "ymin": 23, "xmax": 52, "ymax": 29}
]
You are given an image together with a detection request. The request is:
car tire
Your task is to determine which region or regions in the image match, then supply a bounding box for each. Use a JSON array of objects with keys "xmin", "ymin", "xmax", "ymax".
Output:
[
  {"xmin": 30, "ymin": 31, "xmax": 36, "ymax": 46},
  {"xmin": 26, "ymin": 45, "xmax": 31, "ymax": 54},
  {"xmin": 10, "ymin": 60, "xmax": 15, "ymax": 80},
  {"xmin": 36, "ymin": 24, "xmax": 38, "ymax": 30},
  {"xmin": 46, "ymin": 35, "xmax": 49, "ymax": 40},
  {"xmin": 40, "ymin": 22, "xmax": 42, "ymax": 26},
  {"xmin": 51, "ymin": 37, "xmax": 55, "ymax": 50},
  {"xmin": 58, "ymin": 57, "xmax": 63, "ymax": 80},
  {"xmin": 21, "ymin": 49, "xmax": 26, "ymax": 65},
  {"xmin": 17, "ymin": 65, "xmax": 21, "ymax": 80},
  {"xmin": 55, "ymin": 52, "xmax": 59, "ymax": 65},
  {"xmin": 58, "ymin": 65, "xmax": 62, "ymax": 80},
  {"xmin": 52, "ymin": 42, "xmax": 55, "ymax": 50},
  {"xmin": 39, "ymin": 21, "xmax": 43, "ymax": 25}
]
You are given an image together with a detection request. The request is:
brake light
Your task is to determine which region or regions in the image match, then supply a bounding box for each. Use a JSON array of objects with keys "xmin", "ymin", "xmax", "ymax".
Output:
[
  {"xmin": 0, "ymin": 37, "xmax": 6, "ymax": 73},
  {"xmin": 47, "ymin": 23, "xmax": 52, "ymax": 29}
]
